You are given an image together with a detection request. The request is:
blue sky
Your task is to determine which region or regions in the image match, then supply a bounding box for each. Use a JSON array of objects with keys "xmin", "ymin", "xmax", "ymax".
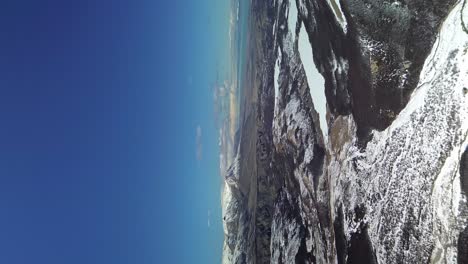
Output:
[{"xmin": 0, "ymin": 0, "xmax": 227, "ymax": 263}]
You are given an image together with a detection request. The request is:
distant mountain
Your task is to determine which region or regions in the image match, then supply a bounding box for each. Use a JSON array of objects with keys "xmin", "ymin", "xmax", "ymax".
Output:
[{"xmin": 222, "ymin": 0, "xmax": 468, "ymax": 263}]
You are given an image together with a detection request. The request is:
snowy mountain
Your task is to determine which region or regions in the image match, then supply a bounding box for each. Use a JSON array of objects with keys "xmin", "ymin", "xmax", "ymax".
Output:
[{"xmin": 222, "ymin": 0, "xmax": 468, "ymax": 263}]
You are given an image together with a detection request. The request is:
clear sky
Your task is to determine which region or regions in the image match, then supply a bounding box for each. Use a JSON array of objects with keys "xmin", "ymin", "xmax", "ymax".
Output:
[{"xmin": 0, "ymin": 0, "xmax": 227, "ymax": 263}]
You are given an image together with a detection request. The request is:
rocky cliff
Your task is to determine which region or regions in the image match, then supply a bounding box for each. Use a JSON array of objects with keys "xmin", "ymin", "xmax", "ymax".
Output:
[{"xmin": 222, "ymin": 0, "xmax": 468, "ymax": 263}]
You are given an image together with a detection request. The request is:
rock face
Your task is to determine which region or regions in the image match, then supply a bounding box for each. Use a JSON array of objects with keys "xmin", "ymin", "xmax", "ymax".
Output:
[{"xmin": 222, "ymin": 0, "xmax": 468, "ymax": 263}]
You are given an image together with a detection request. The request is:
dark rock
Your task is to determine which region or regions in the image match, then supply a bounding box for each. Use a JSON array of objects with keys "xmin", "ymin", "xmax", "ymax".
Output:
[
  {"xmin": 334, "ymin": 206, "xmax": 347, "ymax": 264},
  {"xmin": 461, "ymin": 147, "xmax": 468, "ymax": 195},
  {"xmin": 459, "ymin": 226, "xmax": 468, "ymax": 264},
  {"xmin": 347, "ymin": 225, "xmax": 377, "ymax": 264}
]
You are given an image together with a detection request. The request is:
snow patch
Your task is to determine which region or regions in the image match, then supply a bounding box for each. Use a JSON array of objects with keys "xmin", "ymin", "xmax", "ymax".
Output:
[
  {"xmin": 274, "ymin": 48, "xmax": 282, "ymax": 114},
  {"xmin": 298, "ymin": 22, "xmax": 328, "ymax": 136},
  {"xmin": 325, "ymin": 0, "xmax": 347, "ymax": 33},
  {"xmin": 287, "ymin": 0, "xmax": 298, "ymax": 39}
]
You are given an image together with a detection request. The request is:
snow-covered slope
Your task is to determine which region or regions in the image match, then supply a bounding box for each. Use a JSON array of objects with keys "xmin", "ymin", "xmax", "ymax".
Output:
[{"xmin": 329, "ymin": 2, "xmax": 468, "ymax": 262}]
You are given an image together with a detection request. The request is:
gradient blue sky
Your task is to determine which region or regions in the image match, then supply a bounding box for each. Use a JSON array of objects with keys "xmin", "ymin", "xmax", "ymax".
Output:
[{"xmin": 0, "ymin": 0, "xmax": 227, "ymax": 263}]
